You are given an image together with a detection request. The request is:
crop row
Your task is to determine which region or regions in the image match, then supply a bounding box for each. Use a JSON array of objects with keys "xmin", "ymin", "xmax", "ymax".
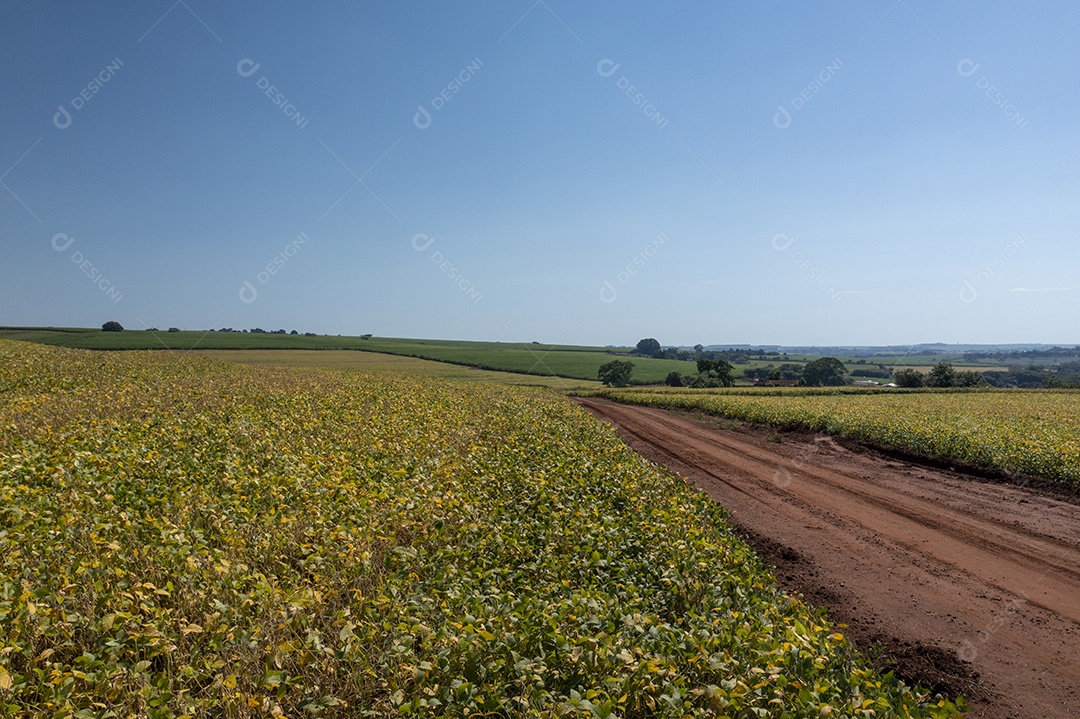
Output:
[
  {"xmin": 591, "ymin": 387, "xmax": 1080, "ymax": 484},
  {"xmin": 0, "ymin": 341, "xmax": 961, "ymax": 717}
]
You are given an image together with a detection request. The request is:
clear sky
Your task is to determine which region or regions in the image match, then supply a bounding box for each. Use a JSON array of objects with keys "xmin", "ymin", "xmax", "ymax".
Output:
[{"xmin": 2, "ymin": 1, "xmax": 1077, "ymax": 347}]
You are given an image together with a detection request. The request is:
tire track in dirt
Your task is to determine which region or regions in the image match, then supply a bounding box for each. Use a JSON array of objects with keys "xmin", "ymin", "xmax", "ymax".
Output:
[{"xmin": 576, "ymin": 397, "xmax": 1080, "ymax": 719}]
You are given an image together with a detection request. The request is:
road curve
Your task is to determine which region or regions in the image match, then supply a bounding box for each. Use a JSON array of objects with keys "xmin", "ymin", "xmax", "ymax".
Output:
[{"xmin": 576, "ymin": 397, "xmax": 1080, "ymax": 719}]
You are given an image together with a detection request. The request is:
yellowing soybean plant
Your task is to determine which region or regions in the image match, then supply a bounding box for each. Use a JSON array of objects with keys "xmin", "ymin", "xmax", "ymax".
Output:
[
  {"xmin": 0, "ymin": 341, "xmax": 962, "ymax": 718},
  {"xmin": 593, "ymin": 387, "xmax": 1080, "ymax": 484}
]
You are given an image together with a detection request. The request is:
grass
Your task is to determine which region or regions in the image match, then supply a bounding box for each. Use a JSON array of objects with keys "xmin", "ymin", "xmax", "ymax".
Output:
[{"xmin": 203, "ymin": 350, "xmax": 602, "ymax": 389}]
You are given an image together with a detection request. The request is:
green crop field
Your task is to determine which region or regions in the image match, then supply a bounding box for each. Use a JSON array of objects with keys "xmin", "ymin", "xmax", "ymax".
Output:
[
  {"xmin": 586, "ymin": 386, "xmax": 1080, "ymax": 485},
  {"xmin": 0, "ymin": 340, "xmax": 962, "ymax": 717},
  {"xmin": 0, "ymin": 327, "xmax": 1003, "ymax": 387},
  {"xmin": 0, "ymin": 328, "xmax": 696, "ymax": 384},
  {"xmin": 203, "ymin": 349, "xmax": 601, "ymax": 389}
]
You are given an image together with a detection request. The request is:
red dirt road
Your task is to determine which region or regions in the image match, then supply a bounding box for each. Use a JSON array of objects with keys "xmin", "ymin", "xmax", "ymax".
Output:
[{"xmin": 576, "ymin": 398, "xmax": 1080, "ymax": 719}]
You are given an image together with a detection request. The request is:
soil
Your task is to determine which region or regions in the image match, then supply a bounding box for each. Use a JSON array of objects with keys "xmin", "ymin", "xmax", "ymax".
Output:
[{"xmin": 575, "ymin": 398, "xmax": 1080, "ymax": 719}]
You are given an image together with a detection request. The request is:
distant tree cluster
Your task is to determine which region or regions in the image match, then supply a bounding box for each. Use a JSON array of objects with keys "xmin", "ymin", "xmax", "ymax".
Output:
[
  {"xmin": 628, "ymin": 338, "xmax": 784, "ymax": 364},
  {"xmin": 129, "ymin": 326, "xmax": 325, "ymax": 337},
  {"xmin": 211, "ymin": 327, "xmax": 313, "ymax": 335},
  {"xmin": 744, "ymin": 363, "xmax": 804, "ymax": 383},
  {"xmin": 661, "ymin": 359, "xmax": 735, "ymax": 388},
  {"xmin": 101, "ymin": 321, "xmax": 123, "ymax": 332},
  {"xmin": 894, "ymin": 363, "xmax": 985, "ymax": 388}
]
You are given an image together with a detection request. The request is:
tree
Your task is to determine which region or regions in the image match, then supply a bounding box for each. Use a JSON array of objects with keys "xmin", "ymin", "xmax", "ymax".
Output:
[
  {"xmin": 744, "ymin": 367, "xmax": 771, "ymax": 382},
  {"xmin": 598, "ymin": 360, "xmax": 634, "ymax": 387},
  {"xmin": 801, "ymin": 357, "xmax": 848, "ymax": 386},
  {"xmin": 167, "ymin": 327, "xmax": 180, "ymax": 333},
  {"xmin": 696, "ymin": 358, "xmax": 734, "ymax": 387},
  {"xmin": 664, "ymin": 371, "xmax": 685, "ymax": 387},
  {"xmin": 634, "ymin": 338, "xmax": 662, "ymax": 358},
  {"xmin": 101, "ymin": 321, "xmax": 123, "ymax": 332},
  {"xmin": 925, "ymin": 362, "xmax": 957, "ymax": 388},
  {"xmin": 955, "ymin": 370, "xmax": 986, "ymax": 387},
  {"xmin": 770, "ymin": 363, "xmax": 803, "ymax": 381},
  {"xmin": 893, "ymin": 368, "xmax": 924, "ymax": 387}
]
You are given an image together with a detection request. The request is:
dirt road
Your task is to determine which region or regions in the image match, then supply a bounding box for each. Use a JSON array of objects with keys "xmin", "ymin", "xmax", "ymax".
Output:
[{"xmin": 576, "ymin": 398, "xmax": 1080, "ymax": 719}]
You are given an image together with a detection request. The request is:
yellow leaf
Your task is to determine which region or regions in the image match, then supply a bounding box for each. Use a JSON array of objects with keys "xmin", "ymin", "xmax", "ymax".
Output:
[
  {"xmin": 182, "ymin": 623, "xmax": 203, "ymax": 634},
  {"xmin": 0, "ymin": 667, "xmax": 12, "ymax": 690}
]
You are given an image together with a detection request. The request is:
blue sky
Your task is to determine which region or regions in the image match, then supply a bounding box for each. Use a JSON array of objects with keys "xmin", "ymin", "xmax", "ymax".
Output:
[{"xmin": 2, "ymin": 1, "xmax": 1077, "ymax": 346}]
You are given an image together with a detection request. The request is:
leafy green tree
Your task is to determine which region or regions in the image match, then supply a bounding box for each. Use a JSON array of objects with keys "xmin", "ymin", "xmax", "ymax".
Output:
[
  {"xmin": 634, "ymin": 338, "xmax": 662, "ymax": 358},
  {"xmin": 664, "ymin": 371, "xmax": 684, "ymax": 387},
  {"xmin": 101, "ymin": 321, "xmax": 123, "ymax": 332},
  {"xmin": 696, "ymin": 358, "xmax": 734, "ymax": 387},
  {"xmin": 954, "ymin": 370, "xmax": 986, "ymax": 387},
  {"xmin": 801, "ymin": 357, "xmax": 848, "ymax": 386},
  {"xmin": 893, "ymin": 368, "xmax": 924, "ymax": 387},
  {"xmin": 598, "ymin": 360, "xmax": 634, "ymax": 387},
  {"xmin": 925, "ymin": 362, "xmax": 957, "ymax": 388},
  {"xmin": 744, "ymin": 367, "xmax": 771, "ymax": 382}
]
